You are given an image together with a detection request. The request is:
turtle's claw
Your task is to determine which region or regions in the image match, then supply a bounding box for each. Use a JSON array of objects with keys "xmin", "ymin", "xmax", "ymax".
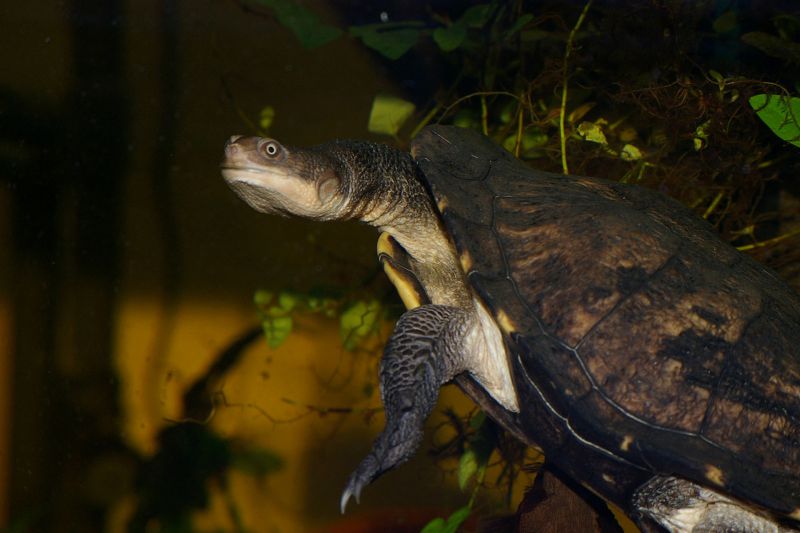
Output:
[
  {"xmin": 340, "ymin": 455, "xmax": 376, "ymax": 513},
  {"xmin": 339, "ymin": 409, "xmax": 425, "ymax": 512},
  {"xmin": 339, "ymin": 481, "xmax": 359, "ymax": 514}
]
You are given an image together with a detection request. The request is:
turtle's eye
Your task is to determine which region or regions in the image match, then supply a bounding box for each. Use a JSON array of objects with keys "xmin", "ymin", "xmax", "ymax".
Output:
[{"xmin": 259, "ymin": 140, "xmax": 283, "ymax": 159}]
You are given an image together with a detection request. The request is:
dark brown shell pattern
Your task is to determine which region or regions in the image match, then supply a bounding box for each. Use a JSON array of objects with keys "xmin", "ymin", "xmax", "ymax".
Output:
[{"xmin": 412, "ymin": 125, "xmax": 800, "ymax": 519}]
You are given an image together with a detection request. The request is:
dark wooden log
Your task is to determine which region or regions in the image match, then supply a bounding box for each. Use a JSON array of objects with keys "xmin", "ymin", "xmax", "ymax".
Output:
[{"xmin": 514, "ymin": 465, "xmax": 625, "ymax": 533}]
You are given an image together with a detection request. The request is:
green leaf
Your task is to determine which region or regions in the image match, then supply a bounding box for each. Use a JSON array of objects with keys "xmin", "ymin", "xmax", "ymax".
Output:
[
  {"xmin": 429, "ymin": 2, "xmax": 492, "ymax": 51},
  {"xmin": 468, "ymin": 411, "xmax": 486, "ymax": 430},
  {"xmin": 459, "ymin": 4, "xmax": 493, "ymax": 28},
  {"xmin": 368, "ymin": 94, "xmax": 416, "ymax": 136},
  {"xmin": 262, "ymin": 291, "xmax": 299, "ymax": 317},
  {"xmin": 741, "ymin": 32, "xmax": 800, "ymax": 63},
  {"xmin": 252, "ymin": 0, "xmax": 342, "ymax": 48},
  {"xmin": 420, "ymin": 517, "xmax": 446, "ymax": 533},
  {"xmin": 620, "ymin": 144, "xmax": 643, "ymax": 161},
  {"xmin": 458, "ymin": 449, "xmax": 478, "ymax": 490},
  {"xmin": 458, "ymin": 413, "xmax": 497, "ymax": 491},
  {"xmin": 433, "ymin": 24, "xmax": 467, "ymax": 52},
  {"xmin": 502, "ymin": 129, "xmax": 549, "ymax": 155},
  {"xmin": 262, "ymin": 315, "xmax": 293, "ymax": 348},
  {"xmin": 508, "ymin": 14, "xmax": 534, "ymax": 36},
  {"xmin": 277, "ymin": 291, "xmax": 298, "ymax": 311},
  {"xmin": 749, "ymin": 94, "xmax": 800, "ymax": 148},
  {"xmin": 712, "ymin": 10, "xmax": 738, "ymax": 34},
  {"xmin": 421, "ymin": 506, "xmax": 471, "ymax": 533},
  {"xmin": 259, "ymin": 105, "xmax": 275, "ymax": 132},
  {"xmin": 452, "ymin": 110, "xmax": 479, "ymax": 130},
  {"xmin": 339, "ymin": 299, "xmax": 382, "ymax": 350},
  {"xmin": 577, "ymin": 121, "xmax": 608, "ymax": 145},
  {"xmin": 470, "ymin": 424, "xmax": 496, "ymax": 467},
  {"xmin": 443, "ymin": 507, "xmax": 471, "ymax": 532},
  {"xmin": 350, "ymin": 24, "xmax": 422, "ymax": 60},
  {"xmin": 693, "ymin": 119, "xmax": 711, "ymax": 151},
  {"xmin": 254, "ymin": 290, "xmax": 273, "ymax": 307}
]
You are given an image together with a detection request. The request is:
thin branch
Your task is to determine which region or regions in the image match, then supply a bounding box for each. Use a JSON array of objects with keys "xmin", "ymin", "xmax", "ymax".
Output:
[
  {"xmin": 737, "ymin": 227, "xmax": 800, "ymax": 252},
  {"xmin": 559, "ymin": 0, "xmax": 594, "ymax": 174}
]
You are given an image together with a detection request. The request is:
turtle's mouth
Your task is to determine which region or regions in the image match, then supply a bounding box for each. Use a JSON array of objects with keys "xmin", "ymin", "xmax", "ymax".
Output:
[
  {"xmin": 221, "ymin": 165, "xmax": 290, "ymax": 184},
  {"xmin": 222, "ymin": 174, "xmax": 294, "ymax": 216},
  {"xmin": 220, "ymin": 166, "xmax": 246, "ymax": 182},
  {"xmin": 221, "ymin": 164, "xmax": 336, "ymax": 219}
]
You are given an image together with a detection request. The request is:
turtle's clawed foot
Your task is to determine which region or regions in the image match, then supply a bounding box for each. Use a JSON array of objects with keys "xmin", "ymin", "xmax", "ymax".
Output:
[
  {"xmin": 340, "ymin": 305, "xmax": 467, "ymax": 513},
  {"xmin": 340, "ymin": 392, "xmax": 425, "ymax": 513}
]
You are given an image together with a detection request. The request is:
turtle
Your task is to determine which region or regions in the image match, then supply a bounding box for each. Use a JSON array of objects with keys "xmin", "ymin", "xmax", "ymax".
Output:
[{"xmin": 221, "ymin": 124, "xmax": 800, "ymax": 531}]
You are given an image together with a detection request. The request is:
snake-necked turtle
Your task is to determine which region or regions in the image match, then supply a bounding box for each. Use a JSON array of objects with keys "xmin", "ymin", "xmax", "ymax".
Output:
[{"xmin": 221, "ymin": 125, "xmax": 800, "ymax": 531}]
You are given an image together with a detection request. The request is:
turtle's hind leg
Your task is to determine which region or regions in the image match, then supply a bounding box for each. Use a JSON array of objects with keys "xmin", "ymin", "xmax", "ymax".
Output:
[
  {"xmin": 340, "ymin": 304, "xmax": 467, "ymax": 512},
  {"xmin": 633, "ymin": 476, "xmax": 795, "ymax": 532}
]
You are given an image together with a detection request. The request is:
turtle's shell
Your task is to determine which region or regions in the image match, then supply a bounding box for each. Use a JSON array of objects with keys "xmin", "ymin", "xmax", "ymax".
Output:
[{"xmin": 411, "ymin": 125, "xmax": 800, "ymax": 520}]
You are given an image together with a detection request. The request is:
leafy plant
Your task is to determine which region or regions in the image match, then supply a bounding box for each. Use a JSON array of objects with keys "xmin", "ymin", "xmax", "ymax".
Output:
[
  {"xmin": 350, "ymin": 22, "xmax": 424, "ymax": 60},
  {"xmin": 339, "ymin": 299, "xmax": 383, "ymax": 351},
  {"xmin": 421, "ymin": 412, "xmax": 498, "ymax": 532},
  {"xmin": 248, "ymin": 0, "xmax": 530, "ymax": 59},
  {"xmin": 251, "ymin": 0, "xmax": 341, "ymax": 48},
  {"xmin": 749, "ymin": 94, "xmax": 800, "ymax": 148},
  {"xmin": 368, "ymin": 94, "xmax": 416, "ymax": 137},
  {"xmin": 420, "ymin": 505, "xmax": 470, "ymax": 533},
  {"xmin": 254, "ymin": 289, "xmax": 387, "ymax": 351},
  {"xmin": 129, "ymin": 423, "xmax": 283, "ymax": 532}
]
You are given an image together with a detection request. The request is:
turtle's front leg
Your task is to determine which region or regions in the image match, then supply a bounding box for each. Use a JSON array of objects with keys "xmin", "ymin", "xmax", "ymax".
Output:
[{"xmin": 340, "ymin": 304, "xmax": 467, "ymax": 512}]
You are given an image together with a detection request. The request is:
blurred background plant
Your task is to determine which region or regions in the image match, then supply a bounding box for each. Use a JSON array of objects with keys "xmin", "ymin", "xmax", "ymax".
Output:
[{"xmin": 253, "ymin": 0, "xmax": 800, "ymax": 281}]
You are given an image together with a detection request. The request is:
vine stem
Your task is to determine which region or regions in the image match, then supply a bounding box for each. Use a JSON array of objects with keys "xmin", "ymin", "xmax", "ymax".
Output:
[
  {"xmin": 438, "ymin": 91, "xmax": 521, "ymax": 123},
  {"xmin": 409, "ymin": 104, "xmax": 441, "ymax": 140},
  {"xmin": 514, "ymin": 93, "xmax": 524, "ymax": 158},
  {"xmin": 737, "ymin": 227, "xmax": 800, "ymax": 252},
  {"xmin": 702, "ymin": 191, "xmax": 725, "ymax": 219},
  {"xmin": 559, "ymin": 0, "xmax": 594, "ymax": 174}
]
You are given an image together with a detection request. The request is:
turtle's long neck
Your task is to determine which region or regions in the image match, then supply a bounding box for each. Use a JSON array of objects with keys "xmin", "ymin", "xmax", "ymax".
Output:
[
  {"xmin": 320, "ymin": 139, "xmax": 470, "ymax": 307},
  {"xmin": 316, "ymin": 140, "xmax": 431, "ymax": 225}
]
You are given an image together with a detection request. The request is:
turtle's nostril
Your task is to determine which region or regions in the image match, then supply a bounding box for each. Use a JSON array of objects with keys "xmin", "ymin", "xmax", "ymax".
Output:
[{"xmin": 225, "ymin": 135, "xmax": 244, "ymax": 156}]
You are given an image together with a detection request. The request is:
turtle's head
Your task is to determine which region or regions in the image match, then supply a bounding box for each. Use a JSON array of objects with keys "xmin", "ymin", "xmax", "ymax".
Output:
[
  {"xmin": 222, "ymin": 135, "xmax": 350, "ymax": 220},
  {"xmin": 222, "ymin": 135, "xmax": 430, "ymax": 225}
]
